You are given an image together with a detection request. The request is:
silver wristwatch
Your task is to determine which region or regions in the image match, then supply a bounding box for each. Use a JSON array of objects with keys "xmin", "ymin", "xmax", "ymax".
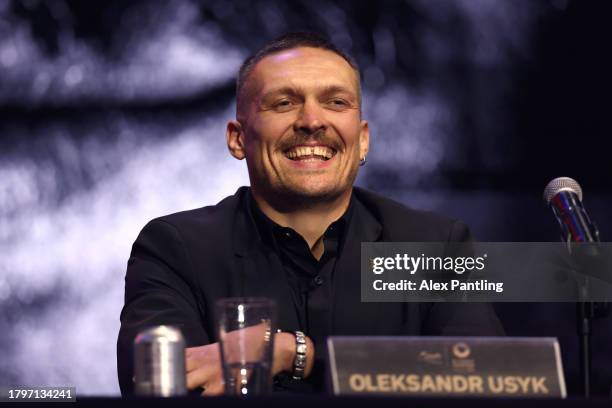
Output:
[{"xmin": 292, "ymin": 331, "xmax": 307, "ymax": 380}]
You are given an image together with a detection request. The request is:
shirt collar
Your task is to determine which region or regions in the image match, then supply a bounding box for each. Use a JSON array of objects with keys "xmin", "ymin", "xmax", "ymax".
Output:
[
  {"xmin": 247, "ymin": 189, "xmax": 354, "ymax": 251},
  {"xmin": 233, "ymin": 186, "xmax": 382, "ymax": 257}
]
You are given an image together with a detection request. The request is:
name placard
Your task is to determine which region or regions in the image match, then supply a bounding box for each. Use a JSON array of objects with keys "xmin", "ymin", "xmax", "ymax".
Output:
[{"xmin": 327, "ymin": 336, "xmax": 566, "ymax": 398}]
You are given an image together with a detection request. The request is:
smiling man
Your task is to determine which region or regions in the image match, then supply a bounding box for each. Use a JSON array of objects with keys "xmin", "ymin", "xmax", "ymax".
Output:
[
  {"xmin": 227, "ymin": 44, "xmax": 368, "ymax": 260},
  {"xmin": 117, "ymin": 32, "xmax": 503, "ymax": 396}
]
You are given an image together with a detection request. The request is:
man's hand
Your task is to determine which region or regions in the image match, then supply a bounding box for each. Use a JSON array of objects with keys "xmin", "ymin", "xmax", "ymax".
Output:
[
  {"xmin": 185, "ymin": 330, "xmax": 315, "ymax": 395},
  {"xmin": 185, "ymin": 342, "xmax": 224, "ymax": 395}
]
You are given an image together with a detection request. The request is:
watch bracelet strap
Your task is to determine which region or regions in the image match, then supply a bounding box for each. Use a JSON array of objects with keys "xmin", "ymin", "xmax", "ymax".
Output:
[{"xmin": 292, "ymin": 330, "xmax": 307, "ymax": 380}]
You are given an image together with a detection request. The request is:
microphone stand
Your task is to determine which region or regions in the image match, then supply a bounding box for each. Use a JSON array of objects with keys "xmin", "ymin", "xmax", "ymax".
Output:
[
  {"xmin": 576, "ymin": 287, "xmax": 593, "ymax": 397},
  {"xmin": 576, "ymin": 298, "xmax": 608, "ymax": 397},
  {"xmin": 570, "ymin": 230, "xmax": 608, "ymax": 398}
]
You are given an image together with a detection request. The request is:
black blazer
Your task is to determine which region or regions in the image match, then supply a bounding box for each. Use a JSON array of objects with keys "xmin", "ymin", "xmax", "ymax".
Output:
[{"xmin": 117, "ymin": 187, "xmax": 503, "ymax": 394}]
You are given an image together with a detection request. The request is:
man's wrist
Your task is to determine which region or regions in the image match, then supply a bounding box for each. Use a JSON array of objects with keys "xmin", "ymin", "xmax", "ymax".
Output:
[
  {"xmin": 273, "ymin": 332, "xmax": 296, "ymax": 374},
  {"xmin": 272, "ymin": 331, "xmax": 314, "ymax": 378}
]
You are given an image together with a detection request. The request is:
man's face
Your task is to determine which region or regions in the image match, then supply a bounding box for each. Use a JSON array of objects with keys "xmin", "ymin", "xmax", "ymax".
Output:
[{"xmin": 230, "ymin": 47, "xmax": 369, "ymax": 205}]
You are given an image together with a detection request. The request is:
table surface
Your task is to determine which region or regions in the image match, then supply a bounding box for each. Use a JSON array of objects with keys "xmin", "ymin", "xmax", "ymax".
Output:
[{"xmin": 22, "ymin": 395, "xmax": 611, "ymax": 407}]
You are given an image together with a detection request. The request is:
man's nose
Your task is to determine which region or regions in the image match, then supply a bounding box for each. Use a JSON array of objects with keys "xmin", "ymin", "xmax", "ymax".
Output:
[{"xmin": 294, "ymin": 100, "xmax": 326, "ymax": 135}]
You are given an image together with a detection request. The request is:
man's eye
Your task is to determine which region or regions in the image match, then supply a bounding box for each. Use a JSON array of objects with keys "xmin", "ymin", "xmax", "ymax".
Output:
[
  {"xmin": 275, "ymin": 100, "xmax": 292, "ymax": 108},
  {"xmin": 329, "ymin": 99, "xmax": 349, "ymax": 107}
]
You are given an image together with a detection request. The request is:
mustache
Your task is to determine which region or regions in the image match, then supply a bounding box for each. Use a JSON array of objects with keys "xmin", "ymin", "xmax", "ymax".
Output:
[{"xmin": 278, "ymin": 131, "xmax": 342, "ymax": 152}]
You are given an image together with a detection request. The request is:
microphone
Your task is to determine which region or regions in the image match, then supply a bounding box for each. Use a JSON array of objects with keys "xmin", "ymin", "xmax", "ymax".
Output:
[
  {"xmin": 544, "ymin": 181, "xmax": 607, "ymax": 398},
  {"xmin": 543, "ymin": 177, "xmax": 599, "ymax": 243}
]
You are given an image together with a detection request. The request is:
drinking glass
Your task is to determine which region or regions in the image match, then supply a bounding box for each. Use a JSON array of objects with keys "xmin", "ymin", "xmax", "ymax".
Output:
[{"xmin": 216, "ymin": 297, "xmax": 276, "ymax": 396}]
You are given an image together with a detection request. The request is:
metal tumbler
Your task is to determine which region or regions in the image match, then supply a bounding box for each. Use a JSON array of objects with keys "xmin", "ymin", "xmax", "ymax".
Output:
[{"xmin": 133, "ymin": 325, "xmax": 187, "ymax": 396}]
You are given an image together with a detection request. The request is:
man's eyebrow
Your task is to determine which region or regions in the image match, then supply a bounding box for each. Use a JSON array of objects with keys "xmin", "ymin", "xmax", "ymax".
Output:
[
  {"xmin": 318, "ymin": 85, "xmax": 357, "ymax": 98},
  {"xmin": 261, "ymin": 86, "xmax": 302, "ymax": 100},
  {"xmin": 261, "ymin": 85, "xmax": 357, "ymax": 100}
]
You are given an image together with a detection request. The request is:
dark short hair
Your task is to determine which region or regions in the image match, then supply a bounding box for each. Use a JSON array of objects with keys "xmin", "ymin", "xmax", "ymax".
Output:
[{"xmin": 236, "ymin": 32, "xmax": 360, "ymax": 116}]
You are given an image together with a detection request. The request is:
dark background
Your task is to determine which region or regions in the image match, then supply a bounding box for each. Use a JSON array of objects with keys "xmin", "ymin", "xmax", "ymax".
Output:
[{"xmin": 0, "ymin": 0, "xmax": 610, "ymax": 396}]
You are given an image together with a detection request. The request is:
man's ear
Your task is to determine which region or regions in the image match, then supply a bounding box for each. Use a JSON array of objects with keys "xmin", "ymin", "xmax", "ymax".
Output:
[
  {"xmin": 226, "ymin": 120, "xmax": 246, "ymax": 160},
  {"xmin": 359, "ymin": 120, "xmax": 370, "ymax": 160}
]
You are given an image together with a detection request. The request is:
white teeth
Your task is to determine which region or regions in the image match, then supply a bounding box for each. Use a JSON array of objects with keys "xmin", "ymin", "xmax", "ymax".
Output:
[{"xmin": 285, "ymin": 146, "xmax": 334, "ymax": 160}]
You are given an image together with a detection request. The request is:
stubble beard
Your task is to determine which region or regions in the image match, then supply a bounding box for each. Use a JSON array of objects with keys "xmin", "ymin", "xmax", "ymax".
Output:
[{"xmin": 251, "ymin": 164, "xmax": 359, "ymax": 212}]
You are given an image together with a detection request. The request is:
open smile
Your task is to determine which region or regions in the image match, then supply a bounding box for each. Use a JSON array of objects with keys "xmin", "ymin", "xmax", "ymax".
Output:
[{"xmin": 283, "ymin": 145, "xmax": 337, "ymax": 162}]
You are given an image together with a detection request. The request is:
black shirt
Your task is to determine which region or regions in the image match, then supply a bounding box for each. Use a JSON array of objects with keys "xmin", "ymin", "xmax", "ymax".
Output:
[
  {"xmin": 248, "ymin": 192, "xmax": 358, "ymax": 392},
  {"xmin": 248, "ymin": 191, "xmax": 354, "ymax": 348}
]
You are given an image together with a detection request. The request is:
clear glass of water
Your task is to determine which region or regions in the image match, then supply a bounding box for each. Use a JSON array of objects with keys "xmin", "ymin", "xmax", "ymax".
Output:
[{"xmin": 216, "ymin": 297, "xmax": 276, "ymax": 396}]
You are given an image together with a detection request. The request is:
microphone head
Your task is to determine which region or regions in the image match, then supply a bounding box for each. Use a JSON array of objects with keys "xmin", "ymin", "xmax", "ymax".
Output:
[{"xmin": 543, "ymin": 177, "xmax": 583, "ymax": 204}]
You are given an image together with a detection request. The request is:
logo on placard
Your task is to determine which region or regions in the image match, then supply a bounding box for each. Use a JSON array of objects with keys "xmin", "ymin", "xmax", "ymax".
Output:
[
  {"xmin": 452, "ymin": 342, "xmax": 471, "ymax": 359},
  {"xmin": 451, "ymin": 342, "xmax": 475, "ymax": 372},
  {"xmin": 417, "ymin": 351, "xmax": 443, "ymax": 365}
]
